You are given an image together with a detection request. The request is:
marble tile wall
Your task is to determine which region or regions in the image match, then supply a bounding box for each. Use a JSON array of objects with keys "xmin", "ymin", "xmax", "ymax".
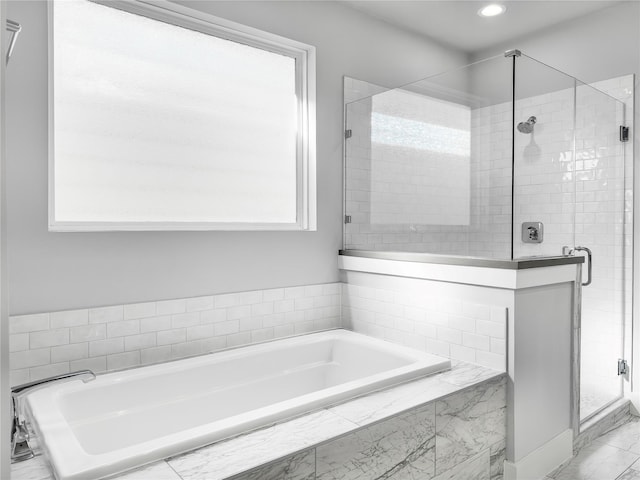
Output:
[
  {"xmin": 229, "ymin": 450, "xmax": 315, "ymax": 480},
  {"xmin": 316, "ymin": 403, "xmax": 436, "ymax": 479},
  {"xmin": 435, "ymin": 376, "xmax": 506, "ymax": 476},
  {"xmin": 8, "ymin": 283, "xmax": 342, "ymax": 386},
  {"xmin": 228, "ymin": 375, "xmax": 506, "ymax": 480}
]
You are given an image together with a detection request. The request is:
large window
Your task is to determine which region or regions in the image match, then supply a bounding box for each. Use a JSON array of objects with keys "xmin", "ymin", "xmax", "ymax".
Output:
[{"xmin": 50, "ymin": 0, "xmax": 316, "ymax": 231}]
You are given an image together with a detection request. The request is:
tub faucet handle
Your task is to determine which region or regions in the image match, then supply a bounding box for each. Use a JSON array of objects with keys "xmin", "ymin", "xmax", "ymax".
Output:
[
  {"xmin": 10, "ymin": 369, "xmax": 96, "ymax": 463},
  {"xmin": 11, "ymin": 423, "xmax": 32, "ymax": 462}
]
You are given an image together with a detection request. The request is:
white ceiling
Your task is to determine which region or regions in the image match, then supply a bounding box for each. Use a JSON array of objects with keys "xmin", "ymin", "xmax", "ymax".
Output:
[{"xmin": 342, "ymin": 1, "xmax": 625, "ymax": 53}]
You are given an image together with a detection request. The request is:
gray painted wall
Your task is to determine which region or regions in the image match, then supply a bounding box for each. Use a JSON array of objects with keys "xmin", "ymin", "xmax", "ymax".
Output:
[
  {"xmin": 5, "ymin": 1, "xmax": 467, "ymax": 315},
  {"xmin": 469, "ymin": 2, "xmax": 639, "ymax": 126},
  {"xmin": 471, "ymin": 1, "xmax": 640, "ymax": 84}
]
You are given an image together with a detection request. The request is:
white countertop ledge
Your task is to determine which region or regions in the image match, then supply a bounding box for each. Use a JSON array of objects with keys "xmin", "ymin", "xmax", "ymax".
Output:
[{"xmin": 338, "ymin": 254, "xmax": 580, "ymax": 289}]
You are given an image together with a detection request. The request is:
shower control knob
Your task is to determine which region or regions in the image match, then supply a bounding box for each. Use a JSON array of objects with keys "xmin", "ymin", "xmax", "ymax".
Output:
[{"xmin": 522, "ymin": 222, "xmax": 544, "ymax": 244}]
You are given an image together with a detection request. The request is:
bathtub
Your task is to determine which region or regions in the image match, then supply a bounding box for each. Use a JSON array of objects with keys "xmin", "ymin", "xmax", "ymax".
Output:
[{"xmin": 25, "ymin": 329, "xmax": 450, "ymax": 480}]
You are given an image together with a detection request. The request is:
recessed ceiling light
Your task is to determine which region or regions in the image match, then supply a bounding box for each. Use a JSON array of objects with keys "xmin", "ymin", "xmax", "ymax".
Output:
[{"xmin": 478, "ymin": 4, "xmax": 506, "ymax": 17}]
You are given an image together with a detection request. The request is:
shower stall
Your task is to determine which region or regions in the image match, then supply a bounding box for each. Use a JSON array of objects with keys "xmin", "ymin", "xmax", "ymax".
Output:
[{"xmin": 343, "ymin": 50, "xmax": 633, "ymax": 426}]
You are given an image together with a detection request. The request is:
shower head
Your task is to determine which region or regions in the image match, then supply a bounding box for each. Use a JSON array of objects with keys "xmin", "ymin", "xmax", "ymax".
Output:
[{"xmin": 517, "ymin": 116, "xmax": 537, "ymax": 134}]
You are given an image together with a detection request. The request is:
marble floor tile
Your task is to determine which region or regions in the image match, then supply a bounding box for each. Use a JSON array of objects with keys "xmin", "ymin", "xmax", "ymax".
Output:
[
  {"xmin": 549, "ymin": 443, "xmax": 638, "ymax": 480},
  {"xmin": 616, "ymin": 458, "xmax": 640, "ymax": 480},
  {"xmin": 575, "ymin": 402, "xmax": 632, "ymax": 455},
  {"xmin": 595, "ymin": 417, "xmax": 640, "ymax": 455},
  {"xmin": 617, "ymin": 468, "xmax": 640, "ymax": 480}
]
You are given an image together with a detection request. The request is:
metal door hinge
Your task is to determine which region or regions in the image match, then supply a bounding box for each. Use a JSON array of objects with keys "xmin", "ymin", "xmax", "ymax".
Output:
[
  {"xmin": 620, "ymin": 126, "xmax": 629, "ymax": 142},
  {"xmin": 618, "ymin": 358, "xmax": 628, "ymax": 376},
  {"xmin": 344, "ymin": 215, "xmax": 352, "ymax": 224},
  {"xmin": 345, "ymin": 129, "xmax": 352, "ymax": 139}
]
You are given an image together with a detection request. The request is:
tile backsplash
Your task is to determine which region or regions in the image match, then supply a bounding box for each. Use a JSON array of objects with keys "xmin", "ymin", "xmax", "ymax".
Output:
[
  {"xmin": 9, "ymin": 275, "xmax": 510, "ymax": 385},
  {"xmin": 9, "ymin": 283, "xmax": 341, "ymax": 386},
  {"xmin": 342, "ymin": 281, "xmax": 507, "ymax": 372}
]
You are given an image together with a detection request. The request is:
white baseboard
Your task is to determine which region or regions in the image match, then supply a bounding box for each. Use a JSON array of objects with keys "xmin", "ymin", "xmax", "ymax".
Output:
[{"xmin": 504, "ymin": 429, "xmax": 573, "ymax": 480}]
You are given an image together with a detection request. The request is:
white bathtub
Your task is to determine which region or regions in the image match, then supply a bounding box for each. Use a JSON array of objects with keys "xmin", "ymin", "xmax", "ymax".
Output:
[{"xmin": 25, "ymin": 329, "xmax": 450, "ymax": 480}]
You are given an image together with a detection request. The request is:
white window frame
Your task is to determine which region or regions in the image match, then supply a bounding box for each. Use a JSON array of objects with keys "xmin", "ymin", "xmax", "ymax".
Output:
[{"xmin": 48, "ymin": 0, "xmax": 316, "ymax": 231}]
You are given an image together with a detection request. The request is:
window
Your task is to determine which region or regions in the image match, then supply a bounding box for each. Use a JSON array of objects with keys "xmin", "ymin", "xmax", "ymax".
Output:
[{"xmin": 49, "ymin": 0, "xmax": 316, "ymax": 231}]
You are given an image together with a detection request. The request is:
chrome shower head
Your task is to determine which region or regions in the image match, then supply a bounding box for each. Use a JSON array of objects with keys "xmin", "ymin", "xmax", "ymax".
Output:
[{"xmin": 517, "ymin": 116, "xmax": 537, "ymax": 134}]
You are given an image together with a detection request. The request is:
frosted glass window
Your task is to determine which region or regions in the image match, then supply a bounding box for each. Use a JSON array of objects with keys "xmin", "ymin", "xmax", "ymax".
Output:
[
  {"xmin": 370, "ymin": 90, "xmax": 470, "ymax": 226},
  {"xmin": 50, "ymin": 0, "xmax": 315, "ymax": 230}
]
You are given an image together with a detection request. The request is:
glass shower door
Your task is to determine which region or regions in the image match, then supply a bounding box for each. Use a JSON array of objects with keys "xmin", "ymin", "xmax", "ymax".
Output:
[
  {"xmin": 513, "ymin": 54, "xmax": 628, "ymax": 423},
  {"xmin": 574, "ymin": 82, "xmax": 626, "ymax": 421}
]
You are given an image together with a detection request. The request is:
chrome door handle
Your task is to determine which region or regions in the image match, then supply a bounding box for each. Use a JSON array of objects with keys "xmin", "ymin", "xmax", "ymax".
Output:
[{"xmin": 571, "ymin": 246, "xmax": 592, "ymax": 286}]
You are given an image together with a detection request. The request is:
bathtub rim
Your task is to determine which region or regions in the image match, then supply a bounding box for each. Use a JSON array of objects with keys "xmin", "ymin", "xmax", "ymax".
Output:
[
  {"xmin": 15, "ymin": 365, "xmax": 506, "ymax": 480},
  {"xmin": 25, "ymin": 329, "xmax": 451, "ymax": 480},
  {"xmin": 29, "ymin": 328, "xmax": 444, "ymax": 386}
]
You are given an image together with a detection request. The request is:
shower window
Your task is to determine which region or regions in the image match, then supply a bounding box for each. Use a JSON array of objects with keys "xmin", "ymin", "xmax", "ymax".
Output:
[{"xmin": 49, "ymin": 0, "xmax": 316, "ymax": 231}]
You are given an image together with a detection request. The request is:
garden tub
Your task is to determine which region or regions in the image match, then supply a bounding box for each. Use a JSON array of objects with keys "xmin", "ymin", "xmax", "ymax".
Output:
[{"xmin": 25, "ymin": 329, "xmax": 450, "ymax": 479}]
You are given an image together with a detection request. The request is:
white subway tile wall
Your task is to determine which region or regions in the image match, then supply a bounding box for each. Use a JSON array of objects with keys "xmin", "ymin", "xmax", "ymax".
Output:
[
  {"xmin": 344, "ymin": 77, "xmax": 514, "ymax": 257},
  {"xmin": 9, "ymin": 284, "xmax": 341, "ymax": 385},
  {"xmin": 344, "ymin": 78, "xmax": 473, "ymax": 255},
  {"xmin": 342, "ymin": 283, "xmax": 507, "ymax": 371},
  {"xmin": 9, "ymin": 278, "xmax": 512, "ymax": 385},
  {"xmin": 468, "ymin": 101, "xmax": 515, "ymax": 259},
  {"xmin": 368, "ymin": 89, "xmax": 471, "ymax": 226}
]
